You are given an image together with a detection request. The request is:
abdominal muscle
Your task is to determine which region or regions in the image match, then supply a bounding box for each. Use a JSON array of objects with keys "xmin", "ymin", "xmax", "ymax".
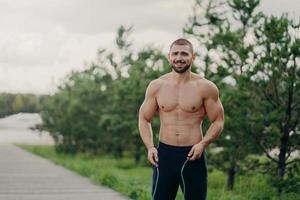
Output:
[{"xmin": 158, "ymin": 109, "xmax": 204, "ymax": 146}]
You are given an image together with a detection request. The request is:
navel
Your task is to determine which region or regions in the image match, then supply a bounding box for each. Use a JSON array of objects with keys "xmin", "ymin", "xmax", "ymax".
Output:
[{"xmin": 192, "ymin": 106, "xmax": 196, "ymax": 110}]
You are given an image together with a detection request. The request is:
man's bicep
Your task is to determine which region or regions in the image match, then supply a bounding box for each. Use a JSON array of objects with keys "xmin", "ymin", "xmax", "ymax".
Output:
[
  {"xmin": 204, "ymin": 97, "xmax": 224, "ymax": 122},
  {"xmin": 139, "ymin": 97, "xmax": 158, "ymax": 122},
  {"xmin": 139, "ymin": 81, "xmax": 159, "ymax": 122},
  {"xmin": 203, "ymin": 82, "xmax": 224, "ymax": 122}
]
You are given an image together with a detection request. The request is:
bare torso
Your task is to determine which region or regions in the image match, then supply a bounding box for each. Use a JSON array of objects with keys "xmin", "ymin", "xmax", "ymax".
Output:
[
  {"xmin": 156, "ymin": 73, "xmax": 207, "ymax": 146},
  {"xmin": 139, "ymin": 42, "xmax": 224, "ymax": 165}
]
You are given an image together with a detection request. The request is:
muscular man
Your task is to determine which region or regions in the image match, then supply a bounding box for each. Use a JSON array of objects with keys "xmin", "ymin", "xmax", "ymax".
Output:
[{"xmin": 138, "ymin": 38, "xmax": 224, "ymax": 200}]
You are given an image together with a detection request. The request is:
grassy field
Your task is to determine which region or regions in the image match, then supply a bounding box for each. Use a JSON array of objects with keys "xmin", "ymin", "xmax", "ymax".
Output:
[{"xmin": 18, "ymin": 145, "xmax": 299, "ymax": 200}]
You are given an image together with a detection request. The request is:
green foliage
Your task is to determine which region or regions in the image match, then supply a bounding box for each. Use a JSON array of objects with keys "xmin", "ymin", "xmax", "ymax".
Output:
[
  {"xmin": 101, "ymin": 173, "xmax": 118, "ymax": 187},
  {"xmin": 184, "ymin": 0, "xmax": 300, "ymax": 192},
  {"xmin": 244, "ymin": 14, "xmax": 300, "ymax": 192},
  {"xmin": 38, "ymin": 0, "xmax": 300, "ymax": 194},
  {"xmin": 40, "ymin": 26, "xmax": 169, "ymax": 162},
  {"xmin": 229, "ymin": 0, "xmax": 260, "ymax": 26},
  {"xmin": 268, "ymin": 175, "xmax": 300, "ymax": 194},
  {"xmin": 127, "ymin": 180, "xmax": 149, "ymax": 200},
  {"xmin": 184, "ymin": 0, "xmax": 263, "ymax": 190}
]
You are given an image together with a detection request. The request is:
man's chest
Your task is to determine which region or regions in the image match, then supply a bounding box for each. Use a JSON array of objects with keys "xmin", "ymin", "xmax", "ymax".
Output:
[{"xmin": 156, "ymin": 84, "xmax": 204, "ymax": 112}]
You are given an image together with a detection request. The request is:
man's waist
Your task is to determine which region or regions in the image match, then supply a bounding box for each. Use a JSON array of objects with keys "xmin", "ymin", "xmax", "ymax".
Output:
[{"xmin": 158, "ymin": 141, "xmax": 193, "ymax": 152}]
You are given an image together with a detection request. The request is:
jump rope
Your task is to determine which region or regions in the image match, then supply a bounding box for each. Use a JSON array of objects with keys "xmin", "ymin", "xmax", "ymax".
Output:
[{"xmin": 152, "ymin": 155, "xmax": 192, "ymax": 200}]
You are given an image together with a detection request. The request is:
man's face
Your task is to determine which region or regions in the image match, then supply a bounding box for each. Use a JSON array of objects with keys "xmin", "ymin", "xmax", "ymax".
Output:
[{"xmin": 168, "ymin": 44, "xmax": 195, "ymax": 74}]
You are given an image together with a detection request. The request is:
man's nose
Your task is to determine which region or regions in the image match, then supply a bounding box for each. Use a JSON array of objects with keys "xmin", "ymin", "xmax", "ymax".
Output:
[{"xmin": 175, "ymin": 54, "xmax": 183, "ymax": 61}]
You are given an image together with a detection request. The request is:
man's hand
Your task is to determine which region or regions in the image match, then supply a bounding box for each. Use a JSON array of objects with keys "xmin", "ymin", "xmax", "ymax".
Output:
[
  {"xmin": 187, "ymin": 143, "xmax": 205, "ymax": 161},
  {"xmin": 148, "ymin": 147, "xmax": 159, "ymax": 166}
]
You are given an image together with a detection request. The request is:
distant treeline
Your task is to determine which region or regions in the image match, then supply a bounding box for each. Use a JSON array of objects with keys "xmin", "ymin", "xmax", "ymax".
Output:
[{"xmin": 0, "ymin": 93, "xmax": 46, "ymax": 118}]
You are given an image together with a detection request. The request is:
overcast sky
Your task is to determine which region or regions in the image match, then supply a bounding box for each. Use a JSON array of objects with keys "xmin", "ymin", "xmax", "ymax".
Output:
[{"xmin": 0, "ymin": 0, "xmax": 299, "ymax": 95}]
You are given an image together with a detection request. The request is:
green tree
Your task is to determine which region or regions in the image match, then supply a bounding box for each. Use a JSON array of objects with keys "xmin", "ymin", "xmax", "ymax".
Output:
[
  {"xmin": 12, "ymin": 94, "xmax": 25, "ymax": 112},
  {"xmin": 244, "ymin": 15, "xmax": 300, "ymax": 193},
  {"xmin": 185, "ymin": 0, "xmax": 300, "ymax": 193},
  {"xmin": 40, "ymin": 26, "xmax": 169, "ymax": 162},
  {"xmin": 92, "ymin": 26, "xmax": 169, "ymax": 161},
  {"xmin": 184, "ymin": 0, "xmax": 263, "ymax": 190}
]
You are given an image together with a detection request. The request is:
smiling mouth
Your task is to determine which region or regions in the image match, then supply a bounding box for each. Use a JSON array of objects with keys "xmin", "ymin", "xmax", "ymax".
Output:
[{"xmin": 175, "ymin": 61, "xmax": 186, "ymax": 65}]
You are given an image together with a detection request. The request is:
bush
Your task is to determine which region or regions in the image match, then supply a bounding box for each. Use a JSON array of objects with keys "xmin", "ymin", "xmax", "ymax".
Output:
[
  {"xmin": 101, "ymin": 173, "xmax": 118, "ymax": 187},
  {"xmin": 127, "ymin": 180, "xmax": 149, "ymax": 200},
  {"xmin": 116, "ymin": 158, "xmax": 135, "ymax": 170}
]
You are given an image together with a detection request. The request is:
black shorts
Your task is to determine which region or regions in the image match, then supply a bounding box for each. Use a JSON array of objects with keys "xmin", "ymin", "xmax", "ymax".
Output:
[{"xmin": 152, "ymin": 142, "xmax": 207, "ymax": 200}]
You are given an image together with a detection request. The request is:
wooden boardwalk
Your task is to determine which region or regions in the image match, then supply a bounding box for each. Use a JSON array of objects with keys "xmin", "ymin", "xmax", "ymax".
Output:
[{"xmin": 0, "ymin": 114, "xmax": 129, "ymax": 200}]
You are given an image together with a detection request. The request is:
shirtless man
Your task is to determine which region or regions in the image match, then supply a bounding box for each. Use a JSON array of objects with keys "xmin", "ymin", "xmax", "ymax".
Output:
[{"xmin": 138, "ymin": 38, "xmax": 224, "ymax": 200}]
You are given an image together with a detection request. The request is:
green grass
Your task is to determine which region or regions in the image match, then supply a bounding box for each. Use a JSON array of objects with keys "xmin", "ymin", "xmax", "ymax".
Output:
[{"xmin": 18, "ymin": 144, "xmax": 299, "ymax": 200}]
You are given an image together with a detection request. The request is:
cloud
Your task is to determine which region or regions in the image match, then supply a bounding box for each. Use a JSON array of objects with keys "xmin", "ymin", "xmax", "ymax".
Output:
[
  {"xmin": 0, "ymin": 30, "xmax": 116, "ymax": 94},
  {"xmin": 0, "ymin": 0, "xmax": 298, "ymax": 94},
  {"xmin": 259, "ymin": 0, "xmax": 300, "ymax": 17},
  {"xmin": 0, "ymin": 30, "xmax": 63, "ymax": 66},
  {"xmin": 0, "ymin": 0, "xmax": 194, "ymax": 34}
]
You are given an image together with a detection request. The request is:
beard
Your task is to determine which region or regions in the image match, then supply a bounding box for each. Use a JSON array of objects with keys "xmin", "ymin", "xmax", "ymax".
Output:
[{"xmin": 171, "ymin": 62, "xmax": 191, "ymax": 74}]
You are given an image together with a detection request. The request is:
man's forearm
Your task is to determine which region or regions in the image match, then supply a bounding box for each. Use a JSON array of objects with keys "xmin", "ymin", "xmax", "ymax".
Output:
[
  {"xmin": 200, "ymin": 120, "xmax": 224, "ymax": 148},
  {"xmin": 138, "ymin": 118, "xmax": 155, "ymax": 149}
]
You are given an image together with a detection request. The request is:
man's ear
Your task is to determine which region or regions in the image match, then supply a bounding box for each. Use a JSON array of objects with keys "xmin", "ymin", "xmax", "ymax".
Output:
[
  {"xmin": 167, "ymin": 53, "xmax": 171, "ymax": 62},
  {"xmin": 192, "ymin": 53, "xmax": 196, "ymax": 60}
]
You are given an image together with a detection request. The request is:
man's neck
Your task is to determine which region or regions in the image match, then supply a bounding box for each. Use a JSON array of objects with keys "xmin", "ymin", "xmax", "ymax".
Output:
[{"xmin": 171, "ymin": 70, "xmax": 192, "ymax": 84}]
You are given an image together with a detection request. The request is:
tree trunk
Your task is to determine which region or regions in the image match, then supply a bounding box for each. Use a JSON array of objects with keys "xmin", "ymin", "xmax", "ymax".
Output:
[
  {"xmin": 277, "ymin": 129, "xmax": 289, "ymax": 193},
  {"xmin": 134, "ymin": 146, "xmax": 141, "ymax": 164},
  {"xmin": 227, "ymin": 158, "xmax": 236, "ymax": 191},
  {"xmin": 115, "ymin": 145, "xmax": 123, "ymax": 158}
]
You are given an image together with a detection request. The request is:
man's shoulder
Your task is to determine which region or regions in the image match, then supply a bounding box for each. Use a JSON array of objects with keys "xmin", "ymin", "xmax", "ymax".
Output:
[
  {"xmin": 148, "ymin": 73, "xmax": 171, "ymax": 87},
  {"xmin": 146, "ymin": 77, "xmax": 165, "ymax": 96},
  {"xmin": 148, "ymin": 77, "xmax": 164, "ymax": 88},
  {"xmin": 199, "ymin": 78, "xmax": 217, "ymax": 89},
  {"xmin": 158, "ymin": 72, "xmax": 172, "ymax": 81},
  {"xmin": 194, "ymin": 75, "xmax": 219, "ymax": 98}
]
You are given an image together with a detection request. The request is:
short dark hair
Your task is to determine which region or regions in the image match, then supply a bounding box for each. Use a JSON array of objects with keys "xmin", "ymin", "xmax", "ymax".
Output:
[{"xmin": 170, "ymin": 38, "xmax": 194, "ymax": 53}]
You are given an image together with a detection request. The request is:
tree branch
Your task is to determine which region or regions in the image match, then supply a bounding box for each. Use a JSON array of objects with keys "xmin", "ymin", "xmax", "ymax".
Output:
[
  {"xmin": 261, "ymin": 87, "xmax": 280, "ymax": 107},
  {"xmin": 251, "ymin": 131, "xmax": 279, "ymax": 164},
  {"xmin": 292, "ymin": 111, "xmax": 300, "ymax": 131},
  {"xmin": 286, "ymin": 157, "xmax": 300, "ymax": 165}
]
